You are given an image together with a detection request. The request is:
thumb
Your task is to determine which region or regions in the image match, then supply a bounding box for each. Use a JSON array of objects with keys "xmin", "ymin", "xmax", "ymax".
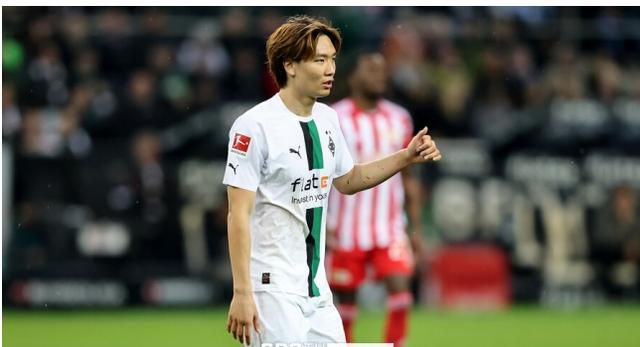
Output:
[{"xmin": 415, "ymin": 126, "xmax": 428, "ymax": 137}]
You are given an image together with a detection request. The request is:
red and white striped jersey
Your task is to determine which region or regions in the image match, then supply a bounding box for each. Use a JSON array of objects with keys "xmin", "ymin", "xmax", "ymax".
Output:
[{"xmin": 328, "ymin": 98, "xmax": 414, "ymax": 251}]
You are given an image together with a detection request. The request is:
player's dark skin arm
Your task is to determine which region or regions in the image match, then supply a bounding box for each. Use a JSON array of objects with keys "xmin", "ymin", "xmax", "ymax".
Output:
[
  {"xmin": 226, "ymin": 186, "xmax": 261, "ymax": 345},
  {"xmin": 333, "ymin": 127, "xmax": 441, "ymax": 195},
  {"xmin": 402, "ymin": 167, "xmax": 426, "ymax": 261}
]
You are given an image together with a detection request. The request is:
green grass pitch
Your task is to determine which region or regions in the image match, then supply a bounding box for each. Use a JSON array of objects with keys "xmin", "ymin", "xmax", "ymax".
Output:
[{"xmin": 3, "ymin": 306, "xmax": 640, "ymax": 347}]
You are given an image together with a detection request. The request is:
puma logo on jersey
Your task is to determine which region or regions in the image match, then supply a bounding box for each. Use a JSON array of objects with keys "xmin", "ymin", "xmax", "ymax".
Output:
[
  {"xmin": 228, "ymin": 163, "xmax": 238, "ymax": 175},
  {"xmin": 289, "ymin": 145, "xmax": 301, "ymax": 159}
]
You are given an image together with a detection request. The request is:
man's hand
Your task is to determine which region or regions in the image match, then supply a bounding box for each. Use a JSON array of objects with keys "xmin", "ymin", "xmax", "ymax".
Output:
[
  {"xmin": 406, "ymin": 127, "xmax": 442, "ymax": 164},
  {"xmin": 227, "ymin": 292, "xmax": 261, "ymax": 345}
]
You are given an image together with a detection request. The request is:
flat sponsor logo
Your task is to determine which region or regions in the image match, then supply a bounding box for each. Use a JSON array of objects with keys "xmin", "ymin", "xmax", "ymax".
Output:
[{"xmin": 290, "ymin": 173, "xmax": 330, "ymax": 205}]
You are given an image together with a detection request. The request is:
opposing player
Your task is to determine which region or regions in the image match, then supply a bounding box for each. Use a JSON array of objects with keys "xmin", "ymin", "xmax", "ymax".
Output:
[
  {"xmin": 327, "ymin": 51, "xmax": 425, "ymax": 346},
  {"xmin": 223, "ymin": 16, "xmax": 441, "ymax": 346}
]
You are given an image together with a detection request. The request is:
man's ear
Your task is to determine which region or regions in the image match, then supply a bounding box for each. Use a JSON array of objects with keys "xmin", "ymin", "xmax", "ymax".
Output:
[{"xmin": 283, "ymin": 61, "xmax": 296, "ymax": 79}]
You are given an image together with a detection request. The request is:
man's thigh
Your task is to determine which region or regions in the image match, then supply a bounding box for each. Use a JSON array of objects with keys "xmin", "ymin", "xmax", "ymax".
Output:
[
  {"xmin": 252, "ymin": 291, "xmax": 308, "ymax": 346},
  {"xmin": 305, "ymin": 302, "xmax": 346, "ymax": 343}
]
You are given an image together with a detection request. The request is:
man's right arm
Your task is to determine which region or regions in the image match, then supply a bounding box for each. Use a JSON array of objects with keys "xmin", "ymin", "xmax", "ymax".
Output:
[
  {"xmin": 227, "ymin": 185, "xmax": 256, "ymax": 295},
  {"xmin": 226, "ymin": 185, "xmax": 260, "ymax": 345}
]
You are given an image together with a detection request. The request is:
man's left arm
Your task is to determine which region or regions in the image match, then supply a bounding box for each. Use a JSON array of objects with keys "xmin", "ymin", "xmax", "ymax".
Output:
[
  {"xmin": 333, "ymin": 127, "xmax": 441, "ymax": 195},
  {"xmin": 402, "ymin": 167, "xmax": 426, "ymax": 263}
]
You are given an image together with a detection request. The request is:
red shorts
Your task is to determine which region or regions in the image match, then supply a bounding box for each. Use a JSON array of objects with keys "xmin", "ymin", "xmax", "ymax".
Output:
[{"xmin": 328, "ymin": 239, "xmax": 414, "ymax": 291}]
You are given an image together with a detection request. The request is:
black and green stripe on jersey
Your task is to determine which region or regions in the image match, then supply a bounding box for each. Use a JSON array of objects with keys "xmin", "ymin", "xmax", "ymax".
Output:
[{"xmin": 299, "ymin": 120, "xmax": 324, "ymax": 297}]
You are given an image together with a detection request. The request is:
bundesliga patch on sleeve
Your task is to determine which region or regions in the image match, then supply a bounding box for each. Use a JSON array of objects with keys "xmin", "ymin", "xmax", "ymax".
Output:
[{"xmin": 231, "ymin": 133, "xmax": 251, "ymax": 156}]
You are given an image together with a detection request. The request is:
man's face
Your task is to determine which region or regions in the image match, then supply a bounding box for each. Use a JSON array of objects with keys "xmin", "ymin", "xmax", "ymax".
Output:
[
  {"xmin": 289, "ymin": 34, "xmax": 336, "ymax": 98},
  {"xmin": 351, "ymin": 53, "xmax": 388, "ymax": 99}
]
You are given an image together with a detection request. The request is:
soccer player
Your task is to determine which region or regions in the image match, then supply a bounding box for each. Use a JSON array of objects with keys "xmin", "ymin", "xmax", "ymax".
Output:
[
  {"xmin": 327, "ymin": 51, "xmax": 424, "ymax": 346},
  {"xmin": 223, "ymin": 16, "xmax": 441, "ymax": 346}
]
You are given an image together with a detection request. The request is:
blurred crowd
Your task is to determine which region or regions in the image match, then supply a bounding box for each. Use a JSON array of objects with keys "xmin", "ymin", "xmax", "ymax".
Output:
[
  {"xmin": 5, "ymin": 8, "xmax": 640, "ymax": 147},
  {"xmin": 3, "ymin": 7, "xmax": 640, "ymax": 302}
]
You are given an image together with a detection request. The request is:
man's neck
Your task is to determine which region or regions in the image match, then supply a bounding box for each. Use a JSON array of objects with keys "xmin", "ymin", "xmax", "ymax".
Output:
[
  {"xmin": 352, "ymin": 92, "xmax": 378, "ymax": 112},
  {"xmin": 279, "ymin": 87, "xmax": 315, "ymax": 117}
]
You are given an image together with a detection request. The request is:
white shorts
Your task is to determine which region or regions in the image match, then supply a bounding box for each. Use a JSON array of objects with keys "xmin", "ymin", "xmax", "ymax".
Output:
[{"xmin": 250, "ymin": 291, "xmax": 346, "ymax": 346}]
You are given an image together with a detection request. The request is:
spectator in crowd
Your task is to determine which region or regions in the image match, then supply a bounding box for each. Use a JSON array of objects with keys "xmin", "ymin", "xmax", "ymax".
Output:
[
  {"xmin": 71, "ymin": 47, "xmax": 100, "ymax": 84},
  {"xmin": 26, "ymin": 41, "xmax": 68, "ymax": 107},
  {"xmin": 177, "ymin": 20, "xmax": 230, "ymax": 78},
  {"xmin": 116, "ymin": 130, "xmax": 181, "ymax": 260},
  {"xmin": 111, "ymin": 69, "xmax": 174, "ymax": 137},
  {"xmin": 96, "ymin": 9, "xmax": 135, "ymax": 79}
]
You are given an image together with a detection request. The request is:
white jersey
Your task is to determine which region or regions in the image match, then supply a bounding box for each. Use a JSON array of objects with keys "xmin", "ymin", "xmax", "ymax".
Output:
[
  {"xmin": 223, "ymin": 93, "xmax": 354, "ymax": 298},
  {"xmin": 327, "ymin": 98, "xmax": 414, "ymax": 251}
]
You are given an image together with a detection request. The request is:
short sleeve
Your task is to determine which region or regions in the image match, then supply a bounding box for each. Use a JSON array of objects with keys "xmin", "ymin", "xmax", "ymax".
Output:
[
  {"xmin": 333, "ymin": 120, "xmax": 354, "ymax": 178},
  {"xmin": 222, "ymin": 116, "xmax": 265, "ymax": 191}
]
